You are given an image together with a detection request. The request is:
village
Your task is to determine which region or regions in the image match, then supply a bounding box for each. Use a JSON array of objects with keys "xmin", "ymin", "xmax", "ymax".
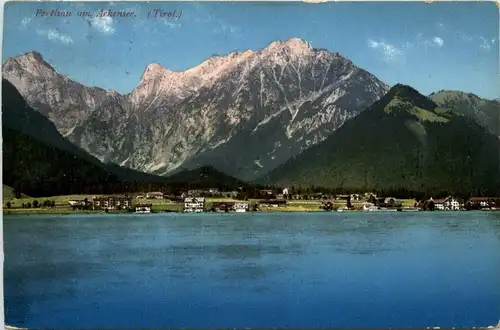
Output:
[{"xmin": 56, "ymin": 188, "xmax": 499, "ymax": 214}]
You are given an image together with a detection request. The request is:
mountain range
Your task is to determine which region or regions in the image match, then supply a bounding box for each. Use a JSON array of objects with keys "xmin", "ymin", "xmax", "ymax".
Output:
[
  {"xmin": 3, "ymin": 38, "xmax": 389, "ymax": 181},
  {"xmin": 262, "ymin": 84, "xmax": 500, "ymax": 196},
  {"xmin": 3, "ymin": 37, "xmax": 499, "ymax": 196},
  {"xmin": 2, "ymin": 78, "xmax": 171, "ymax": 182},
  {"xmin": 2, "ymin": 79, "xmax": 246, "ymax": 197}
]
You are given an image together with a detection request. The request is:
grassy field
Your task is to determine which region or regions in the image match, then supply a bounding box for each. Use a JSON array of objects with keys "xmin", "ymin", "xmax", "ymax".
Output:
[
  {"xmin": 2, "ymin": 184, "xmax": 30, "ymax": 200},
  {"xmin": 3, "ymin": 185, "xmax": 15, "ymax": 200},
  {"xmin": 399, "ymin": 199, "xmax": 417, "ymax": 207},
  {"xmin": 3, "ymin": 208, "xmax": 104, "ymax": 215},
  {"xmin": 3, "ymin": 194, "xmax": 184, "ymax": 214},
  {"xmin": 258, "ymin": 204, "xmax": 322, "ymax": 212}
]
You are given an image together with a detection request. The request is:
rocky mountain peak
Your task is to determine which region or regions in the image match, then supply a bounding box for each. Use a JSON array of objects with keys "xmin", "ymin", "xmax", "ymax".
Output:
[
  {"xmin": 263, "ymin": 38, "xmax": 314, "ymax": 59},
  {"xmin": 26, "ymin": 50, "xmax": 45, "ymax": 62},
  {"xmin": 139, "ymin": 63, "xmax": 171, "ymax": 82},
  {"xmin": 3, "ymin": 41, "xmax": 390, "ymax": 180},
  {"xmin": 266, "ymin": 37, "xmax": 312, "ymax": 52},
  {"xmin": 106, "ymin": 89, "xmax": 121, "ymax": 97},
  {"xmin": 4, "ymin": 51, "xmax": 57, "ymax": 75}
]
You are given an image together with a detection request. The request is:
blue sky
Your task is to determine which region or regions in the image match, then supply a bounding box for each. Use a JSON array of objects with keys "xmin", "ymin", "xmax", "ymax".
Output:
[{"xmin": 3, "ymin": 1, "xmax": 499, "ymax": 99}]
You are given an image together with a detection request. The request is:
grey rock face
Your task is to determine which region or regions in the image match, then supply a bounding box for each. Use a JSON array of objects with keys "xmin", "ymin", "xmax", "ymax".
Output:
[{"xmin": 3, "ymin": 38, "xmax": 389, "ymax": 180}]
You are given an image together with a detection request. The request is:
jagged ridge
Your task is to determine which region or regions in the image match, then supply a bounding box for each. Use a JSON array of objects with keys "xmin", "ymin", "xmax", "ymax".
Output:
[{"xmin": 3, "ymin": 38, "xmax": 389, "ymax": 180}]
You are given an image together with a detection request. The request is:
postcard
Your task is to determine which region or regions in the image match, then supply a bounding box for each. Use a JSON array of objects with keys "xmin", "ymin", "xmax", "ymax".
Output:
[{"xmin": 2, "ymin": 1, "xmax": 500, "ymax": 329}]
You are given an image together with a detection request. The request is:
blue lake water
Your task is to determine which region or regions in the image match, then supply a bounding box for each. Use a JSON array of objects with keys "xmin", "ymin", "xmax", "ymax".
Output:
[{"xmin": 4, "ymin": 211, "xmax": 500, "ymax": 328}]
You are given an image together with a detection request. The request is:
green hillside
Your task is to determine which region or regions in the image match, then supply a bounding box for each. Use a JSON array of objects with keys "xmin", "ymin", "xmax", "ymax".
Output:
[
  {"xmin": 2, "ymin": 184, "xmax": 30, "ymax": 200},
  {"xmin": 3, "ymin": 127, "xmax": 126, "ymax": 197},
  {"xmin": 262, "ymin": 84, "xmax": 500, "ymax": 197},
  {"xmin": 3, "ymin": 185, "xmax": 14, "ymax": 200},
  {"xmin": 429, "ymin": 90, "xmax": 500, "ymax": 137}
]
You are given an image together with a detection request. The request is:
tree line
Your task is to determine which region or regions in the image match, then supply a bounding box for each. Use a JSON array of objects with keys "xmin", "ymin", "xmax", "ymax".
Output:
[
  {"xmin": 10, "ymin": 180, "xmax": 499, "ymax": 200},
  {"xmin": 6, "ymin": 200, "xmax": 56, "ymax": 209}
]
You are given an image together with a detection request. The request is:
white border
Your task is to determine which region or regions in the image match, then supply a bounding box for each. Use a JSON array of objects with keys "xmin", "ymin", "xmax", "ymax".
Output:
[{"xmin": 0, "ymin": 1, "xmax": 498, "ymax": 329}]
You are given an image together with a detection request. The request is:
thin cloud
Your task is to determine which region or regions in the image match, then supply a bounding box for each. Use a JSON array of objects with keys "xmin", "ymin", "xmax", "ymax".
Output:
[
  {"xmin": 211, "ymin": 19, "xmax": 240, "ymax": 37},
  {"xmin": 165, "ymin": 20, "xmax": 181, "ymax": 29},
  {"xmin": 479, "ymin": 36, "xmax": 492, "ymax": 50},
  {"xmin": 411, "ymin": 33, "xmax": 445, "ymax": 48},
  {"xmin": 367, "ymin": 39, "xmax": 404, "ymax": 62},
  {"xmin": 188, "ymin": 6, "xmax": 239, "ymax": 36},
  {"xmin": 477, "ymin": 36, "xmax": 499, "ymax": 51},
  {"xmin": 458, "ymin": 32, "xmax": 496, "ymax": 51},
  {"xmin": 36, "ymin": 28, "xmax": 73, "ymax": 45},
  {"xmin": 402, "ymin": 41, "xmax": 414, "ymax": 50},
  {"xmin": 91, "ymin": 16, "xmax": 115, "ymax": 35},
  {"xmin": 432, "ymin": 36, "xmax": 444, "ymax": 47},
  {"xmin": 191, "ymin": 3, "xmax": 214, "ymax": 24},
  {"xmin": 218, "ymin": 20, "xmax": 239, "ymax": 34},
  {"xmin": 21, "ymin": 16, "xmax": 33, "ymax": 28},
  {"xmin": 367, "ymin": 34, "xmax": 444, "ymax": 62},
  {"xmin": 457, "ymin": 31, "xmax": 474, "ymax": 42}
]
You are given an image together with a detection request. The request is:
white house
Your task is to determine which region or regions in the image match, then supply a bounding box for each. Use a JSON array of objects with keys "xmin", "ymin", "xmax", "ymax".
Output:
[
  {"xmin": 351, "ymin": 194, "xmax": 361, "ymax": 201},
  {"xmin": 432, "ymin": 197, "xmax": 445, "ymax": 210},
  {"xmin": 383, "ymin": 197, "xmax": 401, "ymax": 207},
  {"xmin": 135, "ymin": 204, "xmax": 152, "ymax": 213},
  {"xmin": 362, "ymin": 202, "xmax": 377, "ymax": 211},
  {"xmin": 146, "ymin": 192, "xmax": 164, "ymax": 199},
  {"xmin": 446, "ymin": 197, "xmax": 461, "ymax": 210},
  {"xmin": 364, "ymin": 192, "xmax": 377, "ymax": 199},
  {"xmin": 234, "ymin": 202, "xmax": 249, "ymax": 212},
  {"xmin": 184, "ymin": 197, "xmax": 205, "ymax": 212},
  {"xmin": 68, "ymin": 200, "xmax": 85, "ymax": 206},
  {"xmin": 468, "ymin": 197, "xmax": 493, "ymax": 208},
  {"xmin": 432, "ymin": 197, "xmax": 461, "ymax": 211}
]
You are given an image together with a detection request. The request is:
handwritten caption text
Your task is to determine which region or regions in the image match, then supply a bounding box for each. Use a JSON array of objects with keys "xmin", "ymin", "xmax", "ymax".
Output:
[{"xmin": 34, "ymin": 9, "xmax": 182, "ymax": 20}]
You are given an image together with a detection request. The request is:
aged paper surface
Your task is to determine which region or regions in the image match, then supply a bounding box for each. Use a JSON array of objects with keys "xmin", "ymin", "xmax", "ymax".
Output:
[{"xmin": 2, "ymin": 1, "xmax": 499, "ymax": 329}]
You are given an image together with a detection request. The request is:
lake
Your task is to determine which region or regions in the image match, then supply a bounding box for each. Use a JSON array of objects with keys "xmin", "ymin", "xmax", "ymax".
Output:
[{"xmin": 4, "ymin": 211, "xmax": 500, "ymax": 328}]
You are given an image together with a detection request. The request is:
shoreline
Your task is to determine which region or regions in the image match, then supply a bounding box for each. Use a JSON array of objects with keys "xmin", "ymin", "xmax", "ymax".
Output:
[
  {"xmin": 5, "ymin": 321, "xmax": 500, "ymax": 329},
  {"xmin": 3, "ymin": 208, "xmax": 499, "ymax": 216},
  {"xmin": 6, "ymin": 195, "xmax": 499, "ymax": 215}
]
